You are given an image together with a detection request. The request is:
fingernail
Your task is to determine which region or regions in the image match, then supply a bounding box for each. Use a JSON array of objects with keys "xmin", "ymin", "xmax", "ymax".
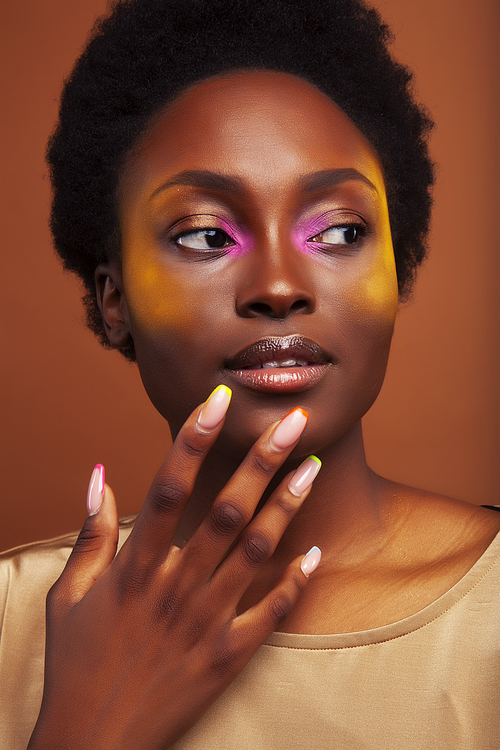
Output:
[
  {"xmin": 270, "ymin": 407, "xmax": 309, "ymax": 451},
  {"xmin": 87, "ymin": 464, "xmax": 105, "ymax": 516},
  {"xmin": 197, "ymin": 385, "xmax": 232, "ymax": 432},
  {"xmin": 288, "ymin": 455, "xmax": 321, "ymax": 497},
  {"xmin": 301, "ymin": 546, "xmax": 321, "ymax": 577}
]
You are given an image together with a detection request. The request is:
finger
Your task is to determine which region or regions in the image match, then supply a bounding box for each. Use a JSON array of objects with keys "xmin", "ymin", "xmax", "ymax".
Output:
[
  {"xmin": 212, "ymin": 457, "xmax": 321, "ymax": 603},
  {"xmin": 48, "ymin": 466, "xmax": 119, "ymax": 613},
  {"xmin": 181, "ymin": 408, "xmax": 310, "ymax": 579},
  {"xmin": 238, "ymin": 547, "xmax": 321, "ymax": 633},
  {"xmin": 120, "ymin": 385, "xmax": 232, "ymax": 570},
  {"xmin": 213, "ymin": 550, "xmax": 321, "ymax": 679}
]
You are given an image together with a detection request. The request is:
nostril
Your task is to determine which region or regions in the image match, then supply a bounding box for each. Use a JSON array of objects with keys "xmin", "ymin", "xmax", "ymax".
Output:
[
  {"xmin": 248, "ymin": 302, "xmax": 274, "ymax": 317},
  {"xmin": 290, "ymin": 300, "xmax": 309, "ymax": 312},
  {"xmin": 247, "ymin": 299, "xmax": 310, "ymax": 318}
]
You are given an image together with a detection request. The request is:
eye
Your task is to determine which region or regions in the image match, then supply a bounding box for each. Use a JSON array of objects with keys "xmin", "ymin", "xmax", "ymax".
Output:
[
  {"xmin": 308, "ymin": 224, "xmax": 365, "ymax": 246},
  {"xmin": 174, "ymin": 228, "xmax": 234, "ymax": 251}
]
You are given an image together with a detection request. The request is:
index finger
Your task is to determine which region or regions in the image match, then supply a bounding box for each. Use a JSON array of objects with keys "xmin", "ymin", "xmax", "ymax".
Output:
[{"xmin": 118, "ymin": 385, "xmax": 232, "ymax": 570}]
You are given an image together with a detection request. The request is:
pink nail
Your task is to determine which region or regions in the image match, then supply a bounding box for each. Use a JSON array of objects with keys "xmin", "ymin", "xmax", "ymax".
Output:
[
  {"xmin": 301, "ymin": 546, "xmax": 321, "ymax": 577},
  {"xmin": 197, "ymin": 385, "xmax": 232, "ymax": 432},
  {"xmin": 288, "ymin": 455, "xmax": 321, "ymax": 497},
  {"xmin": 87, "ymin": 464, "xmax": 105, "ymax": 516},
  {"xmin": 271, "ymin": 408, "xmax": 309, "ymax": 451}
]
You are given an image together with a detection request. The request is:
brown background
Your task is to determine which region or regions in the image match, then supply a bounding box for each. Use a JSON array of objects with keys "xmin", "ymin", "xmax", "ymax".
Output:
[{"xmin": 1, "ymin": 0, "xmax": 499, "ymax": 552}]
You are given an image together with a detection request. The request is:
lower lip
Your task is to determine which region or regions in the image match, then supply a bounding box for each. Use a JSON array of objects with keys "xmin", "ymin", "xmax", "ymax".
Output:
[{"xmin": 226, "ymin": 365, "xmax": 329, "ymax": 393}]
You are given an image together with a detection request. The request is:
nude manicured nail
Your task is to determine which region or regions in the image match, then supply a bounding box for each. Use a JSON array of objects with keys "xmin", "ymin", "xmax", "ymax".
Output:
[
  {"xmin": 301, "ymin": 546, "xmax": 322, "ymax": 577},
  {"xmin": 87, "ymin": 463, "xmax": 105, "ymax": 516},
  {"xmin": 288, "ymin": 455, "xmax": 321, "ymax": 497},
  {"xmin": 197, "ymin": 385, "xmax": 232, "ymax": 432},
  {"xmin": 271, "ymin": 407, "xmax": 309, "ymax": 451}
]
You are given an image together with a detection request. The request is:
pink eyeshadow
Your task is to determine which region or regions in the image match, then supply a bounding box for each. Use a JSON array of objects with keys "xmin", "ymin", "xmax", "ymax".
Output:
[
  {"xmin": 219, "ymin": 218, "xmax": 253, "ymax": 257},
  {"xmin": 292, "ymin": 214, "xmax": 332, "ymax": 254}
]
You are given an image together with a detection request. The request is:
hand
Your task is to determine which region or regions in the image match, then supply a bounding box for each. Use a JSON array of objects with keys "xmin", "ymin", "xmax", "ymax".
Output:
[{"xmin": 28, "ymin": 387, "xmax": 321, "ymax": 750}]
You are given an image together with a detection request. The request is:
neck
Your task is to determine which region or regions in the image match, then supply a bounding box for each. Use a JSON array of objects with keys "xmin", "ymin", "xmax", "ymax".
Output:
[{"xmin": 174, "ymin": 420, "xmax": 390, "ymax": 564}]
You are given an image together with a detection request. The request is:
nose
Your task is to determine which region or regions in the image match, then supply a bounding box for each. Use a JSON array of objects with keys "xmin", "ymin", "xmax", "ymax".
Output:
[{"xmin": 235, "ymin": 236, "xmax": 316, "ymax": 319}]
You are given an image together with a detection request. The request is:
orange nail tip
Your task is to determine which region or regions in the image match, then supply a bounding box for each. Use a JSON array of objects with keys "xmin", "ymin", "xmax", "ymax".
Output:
[{"xmin": 283, "ymin": 406, "xmax": 309, "ymax": 420}]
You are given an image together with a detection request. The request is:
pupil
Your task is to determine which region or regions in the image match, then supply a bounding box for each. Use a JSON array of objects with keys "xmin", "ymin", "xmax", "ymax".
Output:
[
  {"xmin": 205, "ymin": 229, "xmax": 226, "ymax": 248},
  {"xmin": 344, "ymin": 226, "xmax": 358, "ymax": 244}
]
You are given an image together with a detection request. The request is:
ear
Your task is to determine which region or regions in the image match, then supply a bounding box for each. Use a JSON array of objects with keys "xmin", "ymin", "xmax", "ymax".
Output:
[{"xmin": 95, "ymin": 261, "xmax": 133, "ymax": 349}]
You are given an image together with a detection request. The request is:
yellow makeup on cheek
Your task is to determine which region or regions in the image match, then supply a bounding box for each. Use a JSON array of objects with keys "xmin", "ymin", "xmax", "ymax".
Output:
[
  {"xmin": 123, "ymin": 244, "xmax": 188, "ymax": 333},
  {"xmin": 362, "ymin": 251, "xmax": 398, "ymax": 315},
  {"xmin": 347, "ymin": 223, "xmax": 399, "ymax": 325}
]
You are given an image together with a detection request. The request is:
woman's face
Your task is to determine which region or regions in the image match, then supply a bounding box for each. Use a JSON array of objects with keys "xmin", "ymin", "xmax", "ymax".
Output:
[{"xmin": 112, "ymin": 71, "xmax": 398, "ymax": 459}]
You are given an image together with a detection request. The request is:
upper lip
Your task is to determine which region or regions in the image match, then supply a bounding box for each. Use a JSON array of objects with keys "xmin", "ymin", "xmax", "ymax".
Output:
[{"xmin": 225, "ymin": 336, "xmax": 333, "ymax": 369}]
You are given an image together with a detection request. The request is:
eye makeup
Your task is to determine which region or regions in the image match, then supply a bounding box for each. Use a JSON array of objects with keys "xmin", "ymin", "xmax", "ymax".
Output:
[
  {"xmin": 292, "ymin": 210, "xmax": 369, "ymax": 255},
  {"xmin": 163, "ymin": 214, "xmax": 254, "ymax": 259},
  {"xmin": 160, "ymin": 208, "xmax": 369, "ymax": 261}
]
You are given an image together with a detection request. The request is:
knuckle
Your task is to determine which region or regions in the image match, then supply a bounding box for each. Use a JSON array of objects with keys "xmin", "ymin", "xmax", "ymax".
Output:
[
  {"xmin": 241, "ymin": 532, "xmax": 272, "ymax": 566},
  {"xmin": 152, "ymin": 585, "xmax": 184, "ymax": 626},
  {"xmin": 116, "ymin": 566, "xmax": 149, "ymax": 605},
  {"xmin": 71, "ymin": 520, "xmax": 103, "ymax": 556},
  {"xmin": 209, "ymin": 500, "xmax": 247, "ymax": 537},
  {"xmin": 269, "ymin": 594, "xmax": 292, "ymax": 625},
  {"xmin": 249, "ymin": 450, "xmax": 278, "ymax": 478},
  {"xmin": 275, "ymin": 494, "xmax": 298, "ymax": 518},
  {"xmin": 209, "ymin": 641, "xmax": 240, "ymax": 680},
  {"xmin": 288, "ymin": 569, "xmax": 307, "ymax": 601},
  {"xmin": 290, "ymin": 570, "xmax": 306, "ymax": 595},
  {"xmin": 182, "ymin": 434, "xmax": 209, "ymax": 460},
  {"xmin": 149, "ymin": 477, "xmax": 189, "ymax": 516}
]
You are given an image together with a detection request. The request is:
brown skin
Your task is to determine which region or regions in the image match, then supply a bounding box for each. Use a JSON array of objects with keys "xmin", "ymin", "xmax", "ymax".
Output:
[{"xmin": 29, "ymin": 72, "xmax": 500, "ymax": 749}]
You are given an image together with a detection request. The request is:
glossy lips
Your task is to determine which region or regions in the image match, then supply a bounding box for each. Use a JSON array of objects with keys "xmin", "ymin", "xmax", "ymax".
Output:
[{"xmin": 225, "ymin": 336, "xmax": 333, "ymax": 393}]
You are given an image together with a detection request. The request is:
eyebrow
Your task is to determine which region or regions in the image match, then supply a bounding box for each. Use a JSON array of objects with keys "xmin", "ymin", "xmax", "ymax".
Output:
[
  {"xmin": 150, "ymin": 170, "xmax": 245, "ymax": 199},
  {"xmin": 150, "ymin": 166, "xmax": 377, "ymax": 201},
  {"xmin": 299, "ymin": 168, "xmax": 378, "ymax": 193}
]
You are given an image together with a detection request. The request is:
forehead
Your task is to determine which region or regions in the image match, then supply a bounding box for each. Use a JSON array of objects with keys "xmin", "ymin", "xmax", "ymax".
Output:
[{"xmin": 121, "ymin": 70, "xmax": 385, "ymax": 201}]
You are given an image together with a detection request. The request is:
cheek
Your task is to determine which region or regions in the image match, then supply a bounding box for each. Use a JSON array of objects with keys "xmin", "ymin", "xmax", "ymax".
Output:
[
  {"xmin": 340, "ymin": 251, "xmax": 399, "ymax": 411},
  {"xmin": 122, "ymin": 252, "xmax": 194, "ymax": 343},
  {"xmin": 351, "ymin": 251, "xmax": 399, "ymax": 333},
  {"xmin": 323, "ymin": 242, "xmax": 398, "ymax": 397},
  {"xmin": 321, "ymin": 250, "xmax": 398, "ymax": 439},
  {"xmin": 121, "ymin": 255, "xmax": 200, "ymax": 424},
  {"xmin": 333, "ymin": 205, "xmax": 398, "ymax": 325}
]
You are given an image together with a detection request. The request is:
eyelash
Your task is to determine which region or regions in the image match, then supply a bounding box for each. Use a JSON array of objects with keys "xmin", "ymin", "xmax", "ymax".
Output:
[
  {"xmin": 170, "ymin": 219, "xmax": 367, "ymax": 257},
  {"xmin": 173, "ymin": 228, "xmax": 235, "ymax": 253},
  {"xmin": 306, "ymin": 222, "xmax": 367, "ymax": 249}
]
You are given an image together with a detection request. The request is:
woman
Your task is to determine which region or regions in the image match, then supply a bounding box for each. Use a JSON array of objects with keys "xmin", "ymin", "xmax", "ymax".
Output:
[{"xmin": 1, "ymin": 0, "xmax": 499, "ymax": 748}]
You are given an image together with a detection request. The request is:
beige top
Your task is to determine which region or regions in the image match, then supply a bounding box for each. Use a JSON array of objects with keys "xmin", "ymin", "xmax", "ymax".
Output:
[{"xmin": 1, "ymin": 518, "xmax": 499, "ymax": 749}]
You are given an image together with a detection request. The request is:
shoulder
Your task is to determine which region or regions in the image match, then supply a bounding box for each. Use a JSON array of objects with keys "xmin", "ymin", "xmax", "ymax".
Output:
[
  {"xmin": 381, "ymin": 477, "xmax": 500, "ymax": 531},
  {"xmin": 380, "ymin": 478, "xmax": 500, "ymax": 577}
]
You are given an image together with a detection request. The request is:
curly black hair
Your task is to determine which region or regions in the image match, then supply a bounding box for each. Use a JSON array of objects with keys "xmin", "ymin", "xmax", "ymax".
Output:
[{"xmin": 47, "ymin": 0, "xmax": 435, "ymax": 361}]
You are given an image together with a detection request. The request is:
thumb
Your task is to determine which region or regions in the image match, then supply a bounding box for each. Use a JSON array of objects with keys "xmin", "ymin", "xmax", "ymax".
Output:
[{"xmin": 51, "ymin": 465, "xmax": 119, "ymax": 609}]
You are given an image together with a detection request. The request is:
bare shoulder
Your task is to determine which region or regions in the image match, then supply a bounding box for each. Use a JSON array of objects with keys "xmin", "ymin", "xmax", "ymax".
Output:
[{"xmin": 380, "ymin": 477, "xmax": 500, "ymax": 571}]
